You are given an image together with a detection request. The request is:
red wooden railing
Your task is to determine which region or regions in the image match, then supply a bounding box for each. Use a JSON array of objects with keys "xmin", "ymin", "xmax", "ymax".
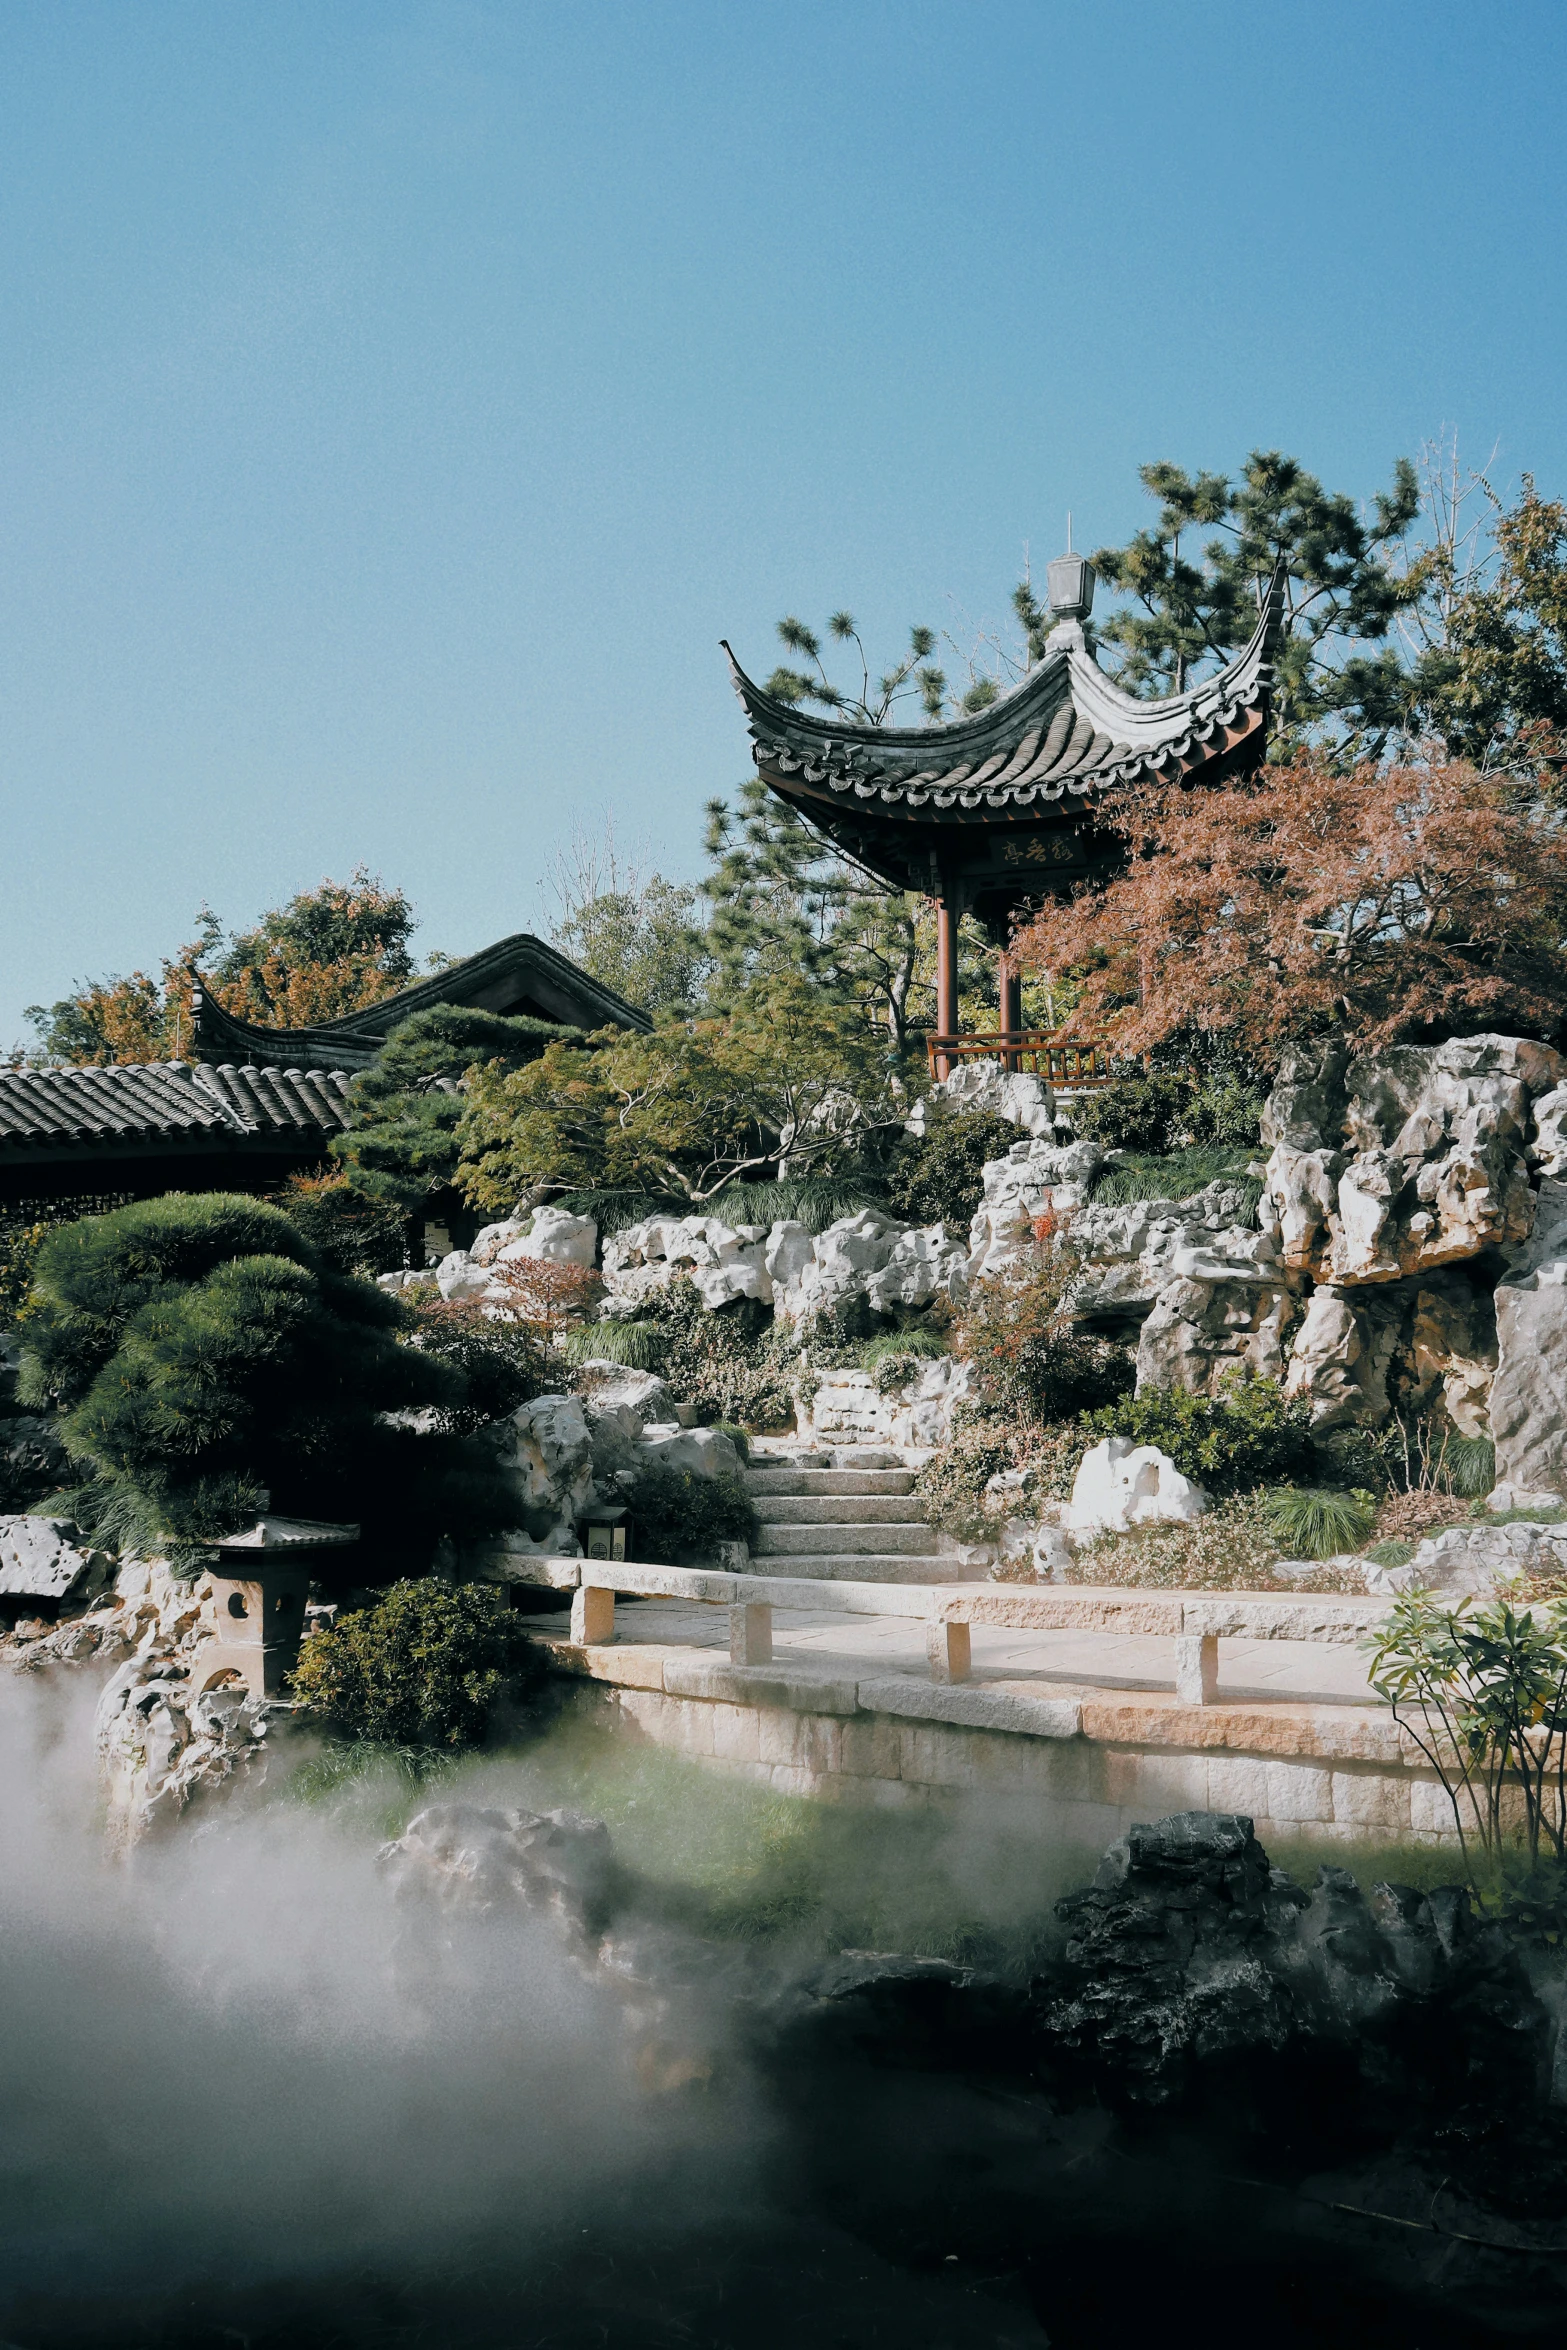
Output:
[{"xmin": 923, "ymin": 1029, "xmax": 1118, "ymax": 1085}]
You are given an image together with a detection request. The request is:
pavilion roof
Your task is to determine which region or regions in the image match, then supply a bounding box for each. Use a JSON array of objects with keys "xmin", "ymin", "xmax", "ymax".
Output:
[{"xmin": 725, "ymin": 563, "xmax": 1285, "ymax": 816}]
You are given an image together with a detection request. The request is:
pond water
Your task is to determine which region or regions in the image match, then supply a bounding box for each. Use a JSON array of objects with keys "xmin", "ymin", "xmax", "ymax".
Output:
[{"xmin": 0, "ymin": 1684, "xmax": 1556, "ymax": 2349}]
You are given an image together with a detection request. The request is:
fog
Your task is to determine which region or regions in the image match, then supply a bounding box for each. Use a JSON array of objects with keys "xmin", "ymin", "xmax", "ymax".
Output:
[{"xmin": 0, "ymin": 1678, "xmax": 757, "ymax": 2315}]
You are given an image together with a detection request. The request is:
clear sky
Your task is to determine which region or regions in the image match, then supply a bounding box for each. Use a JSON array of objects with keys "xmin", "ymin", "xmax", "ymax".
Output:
[{"xmin": 3, "ymin": 0, "xmax": 1565, "ymax": 1045}]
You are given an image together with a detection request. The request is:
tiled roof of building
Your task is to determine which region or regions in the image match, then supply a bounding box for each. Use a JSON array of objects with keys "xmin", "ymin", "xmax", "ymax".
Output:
[
  {"xmin": 725, "ymin": 564, "xmax": 1286, "ymax": 814},
  {"xmin": 0, "ymin": 1062, "xmax": 353, "ymax": 1152},
  {"xmin": 191, "ymin": 931, "xmax": 652, "ymax": 1071}
]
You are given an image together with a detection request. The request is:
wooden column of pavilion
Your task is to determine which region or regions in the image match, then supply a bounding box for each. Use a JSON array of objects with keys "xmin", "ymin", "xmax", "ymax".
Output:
[{"xmin": 725, "ymin": 554, "xmax": 1285, "ymax": 1078}]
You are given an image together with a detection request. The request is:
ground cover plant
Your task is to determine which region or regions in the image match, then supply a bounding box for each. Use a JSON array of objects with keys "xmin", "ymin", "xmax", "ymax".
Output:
[{"xmin": 290, "ymin": 1578, "xmax": 545, "ymax": 1751}]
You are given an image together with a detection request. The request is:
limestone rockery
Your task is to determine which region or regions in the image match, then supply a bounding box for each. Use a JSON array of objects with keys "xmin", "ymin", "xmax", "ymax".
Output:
[{"xmin": 423, "ymin": 1033, "xmax": 1567, "ymax": 1515}]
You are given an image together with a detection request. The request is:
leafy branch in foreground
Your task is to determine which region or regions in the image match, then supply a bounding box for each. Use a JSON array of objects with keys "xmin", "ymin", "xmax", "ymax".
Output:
[{"xmin": 1365, "ymin": 1591, "xmax": 1567, "ymax": 1887}]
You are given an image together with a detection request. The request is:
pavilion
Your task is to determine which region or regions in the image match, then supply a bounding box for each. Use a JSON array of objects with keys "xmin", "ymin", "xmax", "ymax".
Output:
[{"xmin": 726, "ymin": 552, "xmax": 1285, "ymax": 1058}]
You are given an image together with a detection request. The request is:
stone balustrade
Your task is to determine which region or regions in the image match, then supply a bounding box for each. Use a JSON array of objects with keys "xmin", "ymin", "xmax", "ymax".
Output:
[{"xmin": 566, "ymin": 1563, "xmax": 1385, "ymax": 1709}]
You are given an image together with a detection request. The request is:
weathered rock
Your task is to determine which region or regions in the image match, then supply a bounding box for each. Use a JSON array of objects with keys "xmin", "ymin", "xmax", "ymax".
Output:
[
  {"xmin": 967, "ymin": 1139, "xmax": 1106, "ymax": 1279},
  {"xmin": 1065, "ymin": 1438, "xmax": 1208, "ymax": 1534},
  {"xmin": 863, "ymin": 1222, "xmax": 969, "ymax": 1313},
  {"xmin": 636, "ymin": 1424, "xmax": 744, "ymax": 1481},
  {"xmin": 1491, "ymin": 1175, "xmax": 1567, "ymax": 1502},
  {"xmin": 490, "ymin": 1393, "xmax": 596, "ymax": 1536},
  {"xmin": 1374, "ymin": 1516, "xmax": 1567, "ymax": 1597},
  {"xmin": 571, "ymin": 1365, "xmax": 676, "ymax": 1435},
  {"xmin": 503, "ymin": 1205, "xmax": 599, "ymax": 1268},
  {"xmin": 1032, "ymin": 1811, "xmax": 1547, "ymax": 2110},
  {"xmin": 889, "ymin": 1356, "xmax": 973, "ymax": 1449},
  {"xmin": 1282, "ymin": 1269, "xmax": 1497, "ymax": 1431},
  {"xmin": 0, "ymin": 1514, "xmax": 106, "ymax": 1604},
  {"xmin": 95, "ymin": 1643, "xmax": 290, "ymax": 1849},
  {"xmin": 603, "ymin": 1214, "xmax": 772, "ymax": 1310},
  {"xmin": 380, "ymin": 1802, "xmax": 621, "ymax": 1953},
  {"xmin": 776, "ymin": 1208, "xmax": 903, "ymax": 1325},
  {"xmin": 905, "ymin": 1057, "xmax": 1057, "ymax": 1140},
  {"xmin": 1263, "ymin": 1034, "xmax": 1561, "ymax": 1287}
]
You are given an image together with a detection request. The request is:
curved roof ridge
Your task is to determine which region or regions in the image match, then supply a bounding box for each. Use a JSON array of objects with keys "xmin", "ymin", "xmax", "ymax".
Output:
[{"xmin": 723, "ymin": 557, "xmax": 1286, "ymax": 788}]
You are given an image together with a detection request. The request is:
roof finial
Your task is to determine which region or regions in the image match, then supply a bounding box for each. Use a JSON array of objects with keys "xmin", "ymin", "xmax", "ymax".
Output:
[{"xmin": 1066, "ymin": 510, "xmax": 1073, "ymax": 555}]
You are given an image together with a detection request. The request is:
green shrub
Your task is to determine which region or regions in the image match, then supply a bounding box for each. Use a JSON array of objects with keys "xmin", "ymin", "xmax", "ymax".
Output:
[
  {"xmin": 290, "ymin": 1578, "xmax": 545, "ymax": 1750},
  {"xmin": 1087, "ymin": 1372, "xmax": 1315, "ymax": 1498},
  {"xmin": 635, "ymin": 1279, "xmax": 798, "ymax": 1431},
  {"xmin": 1088, "ymin": 1147, "xmax": 1262, "ymax": 1213},
  {"xmin": 620, "ymin": 1463, "xmax": 757, "ymax": 1564},
  {"xmin": 1183, "ymin": 1072, "xmax": 1265, "ymax": 1147},
  {"xmin": 1261, "ymin": 1485, "xmax": 1378, "ymax": 1560},
  {"xmin": 884, "ymin": 1112, "xmax": 1020, "ymax": 1229},
  {"xmin": 710, "ymin": 1420, "xmax": 752, "ymax": 1464},
  {"xmin": 558, "ymin": 1318, "xmax": 667, "ymax": 1371},
  {"xmin": 912, "ymin": 1408, "xmax": 1084, "ymax": 1543},
  {"xmin": 270, "ymin": 1170, "xmax": 409, "ymax": 1276},
  {"xmin": 411, "ymin": 1293, "xmax": 559, "ymax": 1432},
  {"xmin": 1442, "ymin": 1431, "xmax": 1497, "ymax": 1498},
  {"xmin": 19, "ymin": 1193, "xmax": 519, "ymax": 1567},
  {"xmin": 332, "ymin": 1004, "xmax": 571, "ymax": 1212},
  {"xmin": 1071, "ymin": 1072, "xmax": 1191, "ymax": 1155}
]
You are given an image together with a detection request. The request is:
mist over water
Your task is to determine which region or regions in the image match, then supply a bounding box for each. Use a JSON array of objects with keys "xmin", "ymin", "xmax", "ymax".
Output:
[{"xmin": 0, "ymin": 1679, "xmax": 756, "ymax": 2316}]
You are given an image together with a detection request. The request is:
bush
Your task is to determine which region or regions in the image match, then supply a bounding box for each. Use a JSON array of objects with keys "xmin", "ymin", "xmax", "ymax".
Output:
[
  {"xmin": 955, "ymin": 1244, "xmax": 1133, "ymax": 1426},
  {"xmin": 333, "ymin": 1004, "xmax": 570, "ymax": 1212},
  {"xmin": 18, "ymin": 1193, "xmax": 520, "ymax": 1567},
  {"xmin": 1071, "ymin": 1072, "xmax": 1191, "ymax": 1155},
  {"xmin": 270, "ymin": 1170, "xmax": 408, "ymax": 1276},
  {"xmin": 290, "ymin": 1578, "xmax": 545, "ymax": 1749},
  {"xmin": 912, "ymin": 1407, "xmax": 1084, "ymax": 1542},
  {"xmin": 411, "ymin": 1292, "xmax": 559, "ymax": 1433},
  {"xmin": 1086, "ymin": 1372, "xmax": 1315, "ymax": 1498},
  {"xmin": 884, "ymin": 1112, "xmax": 1020, "ymax": 1229},
  {"xmin": 635, "ymin": 1279, "xmax": 798, "ymax": 1431},
  {"xmin": 558, "ymin": 1318, "xmax": 667, "ymax": 1371},
  {"xmin": 620, "ymin": 1463, "xmax": 757, "ymax": 1564},
  {"xmin": 1183, "ymin": 1071, "xmax": 1265, "ymax": 1147},
  {"xmin": 1088, "ymin": 1146, "xmax": 1262, "ymax": 1212},
  {"xmin": 1261, "ymin": 1485, "xmax": 1378, "ymax": 1560}
]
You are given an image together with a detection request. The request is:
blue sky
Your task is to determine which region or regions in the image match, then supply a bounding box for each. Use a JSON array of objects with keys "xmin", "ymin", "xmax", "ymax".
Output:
[{"xmin": 3, "ymin": 0, "xmax": 1565, "ymax": 1045}]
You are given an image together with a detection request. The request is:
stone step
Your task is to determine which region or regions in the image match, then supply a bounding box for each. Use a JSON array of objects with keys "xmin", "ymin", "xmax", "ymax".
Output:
[
  {"xmin": 750, "ymin": 1494, "xmax": 927, "ymax": 1527},
  {"xmin": 754, "ymin": 1521, "xmax": 938, "ymax": 1557},
  {"xmin": 745, "ymin": 1553, "xmax": 989, "ymax": 1586},
  {"xmin": 827, "ymin": 1447, "xmax": 905, "ymax": 1469},
  {"xmin": 746, "ymin": 1468, "xmax": 916, "ymax": 1498}
]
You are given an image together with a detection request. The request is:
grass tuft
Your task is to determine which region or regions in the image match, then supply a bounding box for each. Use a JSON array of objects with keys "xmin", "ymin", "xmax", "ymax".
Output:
[{"xmin": 1261, "ymin": 1484, "xmax": 1378, "ymax": 1561}]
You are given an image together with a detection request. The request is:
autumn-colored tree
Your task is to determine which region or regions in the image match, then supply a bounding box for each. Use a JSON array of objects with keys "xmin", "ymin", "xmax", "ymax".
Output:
[
  {"xmin": 27, "ymin": 872, "xmax": 427, "ymax": 1066},
  {"xmin": 1012, "ymin": 758, "xmax": 1567, "ymax": 1065}
]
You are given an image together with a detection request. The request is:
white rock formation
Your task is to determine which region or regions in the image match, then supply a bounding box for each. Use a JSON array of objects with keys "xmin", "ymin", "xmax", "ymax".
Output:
[
  {"xmin": 1262, "ymin": 1034, "xmax": 1562, "ymax": 1287},
  {"xmin": 1065, "ymin": 1438, "xmax": 1209, "ymax": 1535},
  {"xmin": 635, "ymin": 1424, "xmax": 744, "ymax": 1480},
  {"xmin": 967, "ymin": 1139, "xmax": 1106, "ymax": 1279},
  {"xmin": 602, "ymin": 1215, "xmax": 772, "ymax": 1310},
  {"xmin": 1490, "ymin": 1175, "xmax": 1567, "ymax": 1501},
  {"xmin": 905, "ymin": 1057, "xmax": 1057, "ymax": 1140},
  {"xmin": 0, "ymin": 1515, "xmax": 107, "ymax": 1605}
]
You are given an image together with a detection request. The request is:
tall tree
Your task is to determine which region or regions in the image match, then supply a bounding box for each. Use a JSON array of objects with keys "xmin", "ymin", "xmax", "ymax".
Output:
[
  {"xmin": 540, "ymin": 823, "xmax": 712, "ymax": 1015},
  {"xmin": 1081, "ymin": 449, "xmax": 1422, "ymax": 754},
  {"xmin": 26, "ymin": 871, "xmax": 430, "ymax": 1065},
  {"xmin": 1407, "ymin": 471, "xmax": 1567, "ymax": 775}
]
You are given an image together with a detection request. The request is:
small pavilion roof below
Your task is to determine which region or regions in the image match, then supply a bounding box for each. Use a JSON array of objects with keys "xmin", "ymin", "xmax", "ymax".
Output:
[{"xmin": 192, "ymin": 931, "xmax": 652, "ymax": 1073}]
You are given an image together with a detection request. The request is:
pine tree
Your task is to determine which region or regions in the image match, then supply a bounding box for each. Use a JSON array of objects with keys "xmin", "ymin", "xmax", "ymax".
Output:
[{"xmin": 331, "ymin": 1005, "xmax": 572, "ymax": 1213}]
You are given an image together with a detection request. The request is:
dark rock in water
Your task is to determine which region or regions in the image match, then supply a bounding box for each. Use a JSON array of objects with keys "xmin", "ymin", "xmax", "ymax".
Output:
[
  {"xmin": 380, "ymin": 1802, "xmax": 625, "ymax": 1955},
  {"xmin": 1031, "ymin": 1810, "xmax": 1550, "ymax": 2113}
]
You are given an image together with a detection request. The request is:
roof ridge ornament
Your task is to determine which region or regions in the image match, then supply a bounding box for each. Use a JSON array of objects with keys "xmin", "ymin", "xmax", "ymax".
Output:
[{"xmin": 1045, "ymin": 535, "xmax": 1096, "ymax": 658}]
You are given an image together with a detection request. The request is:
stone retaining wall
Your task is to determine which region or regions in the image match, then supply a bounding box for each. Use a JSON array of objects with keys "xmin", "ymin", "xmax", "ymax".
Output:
[{"xmin": 545, "ymin": 1636, "xmax": 1460, "ymax": 1851}]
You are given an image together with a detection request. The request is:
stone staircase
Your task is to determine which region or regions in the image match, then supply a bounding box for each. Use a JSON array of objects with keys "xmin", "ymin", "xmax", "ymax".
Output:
[{"xmin": 743, "ymin": 1445, "xmax": 984, "ymax": 1584}]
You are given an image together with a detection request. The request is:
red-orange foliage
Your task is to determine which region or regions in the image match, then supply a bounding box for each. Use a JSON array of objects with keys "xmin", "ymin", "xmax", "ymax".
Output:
[
  {"xmin": 1012, "ymin": 758, "xmax": 1567, "ymax": 1065},
  {"xmin": 489, "ymin": 1256, "xmax": 602, "ymax": 1336}
]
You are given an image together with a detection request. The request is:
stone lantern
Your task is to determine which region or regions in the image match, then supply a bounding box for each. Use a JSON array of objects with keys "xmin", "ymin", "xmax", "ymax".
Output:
[{"xmin": 199, "ymin": 1516, "xmax": 360, "ymax": 1699}]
